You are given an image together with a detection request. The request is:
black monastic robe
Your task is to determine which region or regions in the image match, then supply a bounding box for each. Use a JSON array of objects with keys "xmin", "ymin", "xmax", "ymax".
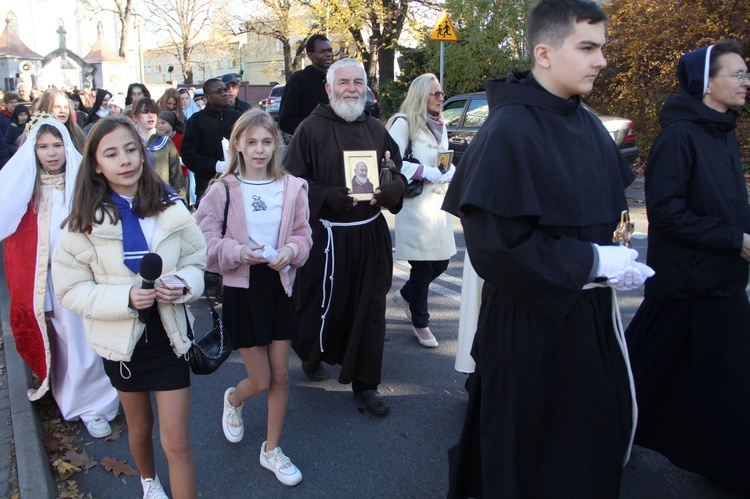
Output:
[
  {"xmin": 442, "ymin": 71, "xmax": 636, "ymax": 498},
  {"xmin": 283, "ymin": 104, "xmax": 404, "ymax": 386}
]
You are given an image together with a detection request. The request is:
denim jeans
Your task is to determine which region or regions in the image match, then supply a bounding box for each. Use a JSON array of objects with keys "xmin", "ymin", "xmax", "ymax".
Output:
[{"xmin": 400, "ymin": 259, "xmax": 450, "ymax": 328}]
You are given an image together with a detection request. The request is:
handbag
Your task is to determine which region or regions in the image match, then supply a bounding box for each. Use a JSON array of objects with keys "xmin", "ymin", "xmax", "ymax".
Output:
[
  {"xmin": 394, "ymin": 117, "xmax": 423, "ymax": 198},
  {"xmin": 184, "ymin": 297, "xmax": 231, "ymax": 375},
  {"xmin": 187, "ymin": 180, "xmax": 232, "ymax": 375}
]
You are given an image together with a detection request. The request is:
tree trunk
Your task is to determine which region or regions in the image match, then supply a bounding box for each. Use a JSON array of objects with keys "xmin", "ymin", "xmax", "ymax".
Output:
[
  {"xmin": 376, "ymin": 0, "xmax": 408, "ymax": 85},
  {"xmin": 185, "ymin": 69, "xmax": 193, "ymax": 85},
  {"xmin": 283, "ymin": 41, "xmax": 293, "ymax": 79},
  {"xmin": 118, "ymin": 0, "xmax": 134, "ymax": 59}
]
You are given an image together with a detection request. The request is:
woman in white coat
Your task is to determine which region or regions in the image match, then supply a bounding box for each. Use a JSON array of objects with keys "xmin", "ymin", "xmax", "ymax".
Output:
[{"xmin": 387, "ymin": 74, "xmax": 456, "ymax": 348}]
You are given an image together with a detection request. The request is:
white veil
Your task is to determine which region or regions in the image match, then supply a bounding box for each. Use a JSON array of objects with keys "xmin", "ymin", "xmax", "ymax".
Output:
[{"xmin": 0, "ymin": 117, "xmax": 83, "ymax": 241}]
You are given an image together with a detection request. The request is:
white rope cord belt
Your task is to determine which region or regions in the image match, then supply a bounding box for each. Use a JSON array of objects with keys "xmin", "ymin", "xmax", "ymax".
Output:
[
  {"xmin": 317, "ymin": 212, "xmax": 381, "ymax": 352},
  {"xmin": 582, "ymin": 282, "xmax": 638, "ymax": 466}
]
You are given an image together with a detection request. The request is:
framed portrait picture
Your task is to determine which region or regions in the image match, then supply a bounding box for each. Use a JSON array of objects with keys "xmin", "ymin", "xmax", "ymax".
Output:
[
  {"xmin": 436, "ymin": 150, "xmax": 454, "ymax": 174},
  {"xmin": 343, "ymin": 150, "xmax": 378, "ymax": 200}
]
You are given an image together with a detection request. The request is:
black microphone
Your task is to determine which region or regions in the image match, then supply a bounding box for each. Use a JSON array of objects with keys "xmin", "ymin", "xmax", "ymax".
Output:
[{"xmin": 138, "ymin": 253, "xmax": 162, "ymax": 324}]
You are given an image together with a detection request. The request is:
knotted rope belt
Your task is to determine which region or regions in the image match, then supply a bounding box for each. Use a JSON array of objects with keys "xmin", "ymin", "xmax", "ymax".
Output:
[{"xmin": 317, "ymin": 212, "xmax": 381, "ymax": 352}]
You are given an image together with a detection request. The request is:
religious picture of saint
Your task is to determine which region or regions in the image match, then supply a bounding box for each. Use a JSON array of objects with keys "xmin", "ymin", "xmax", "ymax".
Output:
[
  {"xmin": 436, "ymin": 150, "xmax": 453, "ymax": 174},
  {"xmin": 343, "ymin": 150, "xmax": 378, "ymax": 200}
]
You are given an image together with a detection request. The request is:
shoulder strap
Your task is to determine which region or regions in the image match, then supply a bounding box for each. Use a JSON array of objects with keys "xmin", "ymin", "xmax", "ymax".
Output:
[
  {"xmin": 394, "ymin": 116, "xmax": 412, "ymax": 158},
  {"xmin": 221, "ymin": 180, "xmax": 229, "ymax": 237}
]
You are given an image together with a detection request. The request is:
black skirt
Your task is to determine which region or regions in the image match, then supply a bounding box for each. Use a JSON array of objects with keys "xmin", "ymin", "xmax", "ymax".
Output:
[
  {"xmin": 222, "ymin": 263, "xmax": 299, "ymax": 349},
  {"xmin": 626, "ymin": 293, "xmax": 750, "ymax": 489},
  {"xmin": 103, "ymin": 303, "xmax": 190, "ymax": 392}
]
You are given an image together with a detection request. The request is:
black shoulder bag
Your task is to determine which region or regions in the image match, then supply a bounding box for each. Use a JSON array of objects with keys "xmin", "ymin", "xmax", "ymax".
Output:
[{"xmin": 185, "ymin": 181, "xmax": 232, "ymax": 375}]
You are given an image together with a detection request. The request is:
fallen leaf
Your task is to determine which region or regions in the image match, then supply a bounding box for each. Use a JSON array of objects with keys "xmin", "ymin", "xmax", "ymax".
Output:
[
  {"xmin": 44, "ymin": 434, "xmax": 63, "ymax": 452},
  {"xmin": 57, "ymin": 479, "xmax": 82, "ymax": 499},
  {"xmin": 63, "ymin": 449, "xmax": 97, "ymax": 470},
  {"xmin": 102, "ymin": 420, "xmax": 126, "ymax": 442},
  {"xmin": 52, "ymin": 458, "xmax": 80, "ymax": 481},
  {"xmin": 100, "ymin": 457, "xmax": 138, "ymax": 478}
]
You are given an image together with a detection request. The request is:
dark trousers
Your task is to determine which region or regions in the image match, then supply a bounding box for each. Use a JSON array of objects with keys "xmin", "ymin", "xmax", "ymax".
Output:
[{"xmin": 400, "ymin": 259, "xmax": 450, "ymax": 328}]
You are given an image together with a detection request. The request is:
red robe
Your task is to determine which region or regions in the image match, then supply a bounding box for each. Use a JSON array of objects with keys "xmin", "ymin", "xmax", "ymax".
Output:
[{"xmin": 4, "ymin": 204, "xmax": 52, "ymax": 399}]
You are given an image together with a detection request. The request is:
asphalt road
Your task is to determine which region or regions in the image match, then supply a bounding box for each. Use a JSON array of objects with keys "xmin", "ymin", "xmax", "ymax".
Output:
[{"xmin": 36, "ymin": 200, "xmax": 750, "ymax": 498}]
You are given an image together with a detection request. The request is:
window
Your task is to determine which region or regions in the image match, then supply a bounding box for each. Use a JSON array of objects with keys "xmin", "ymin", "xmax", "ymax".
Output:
[
  {"xmin": 464, "ymin": 98, "xmax": 489, "ymax": 128},
  {"xmin": 442, "ymin": 100, "xmax": 466, "ymax": 127},
  {"xmin": 145, "ymin": 66, "xmax": 152, "ymax": 74},
  {"xmin": 155, "ymin": 65, "xmax": 162, "ymax": 73}
]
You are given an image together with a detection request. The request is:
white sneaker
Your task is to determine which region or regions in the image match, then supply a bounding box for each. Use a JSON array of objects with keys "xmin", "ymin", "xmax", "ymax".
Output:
[
  {"xmin": 141, "ymin": 474, "xmax": 169, "ymax": 499},
  {"xmin": 222, "ymin": 387, "xmax": 244, "ymax": 443},
  {"xmin": 84, "ymin": 418, "xmax": 112, "ymax": 438},
  {"xmin": 260, "ymin": 441, "xmax": 302, "ymax": 486}
]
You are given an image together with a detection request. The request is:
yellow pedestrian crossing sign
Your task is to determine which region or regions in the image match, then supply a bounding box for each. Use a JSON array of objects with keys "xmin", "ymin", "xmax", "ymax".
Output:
[{"xmin": 430, "ymin": 11, "xmax": 458, "ymax": 42}]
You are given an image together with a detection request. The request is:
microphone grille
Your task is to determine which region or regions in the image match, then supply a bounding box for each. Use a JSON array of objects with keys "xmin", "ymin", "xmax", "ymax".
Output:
[{"xmin": 139, "ymin": 253, "xmax": 163, "ymax": 280}]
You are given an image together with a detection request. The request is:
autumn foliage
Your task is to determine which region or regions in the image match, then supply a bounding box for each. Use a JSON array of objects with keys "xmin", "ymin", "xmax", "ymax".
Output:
[{"xmin": 587, "ymin": 0, "xmax": 750, "ymax": 167}]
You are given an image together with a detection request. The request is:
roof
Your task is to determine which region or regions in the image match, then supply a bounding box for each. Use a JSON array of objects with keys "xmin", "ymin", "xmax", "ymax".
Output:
[
  {"xmin": 83, "ymin": 36, "xmax": 126, "ymax": 63},
  {"xmin": 0, "ymin": 20, "xmax": 43, "ymax": 59}
]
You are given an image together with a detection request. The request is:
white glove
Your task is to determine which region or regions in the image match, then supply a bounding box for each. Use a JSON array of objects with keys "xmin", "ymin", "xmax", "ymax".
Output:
[
  {"xmin": 215, "ymin": 160, "xmax": 227, "ymax": 173},
  {"xmin": 594, "ymin": 244, "xmax": 639, "ymax": 279},
  {"xmin": 607, "ymin": 261, "xmax": 655, "ymax": 291},
  {"xmin": 420, "ymin": 166, "xmax": 442, "ymax": 183},
  {"xmin": 439, "ymin": 168, "xmax": 455, "ymax": 183}
]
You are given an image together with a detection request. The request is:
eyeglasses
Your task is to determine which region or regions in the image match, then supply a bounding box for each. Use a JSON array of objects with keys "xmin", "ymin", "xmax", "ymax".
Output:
[
  {"xmin": 208, "ymin": 88, "xmax": 228, "ymax": 95},
  {"xmin": 716, "ymin": 71, "xmax": 749, "ymax": 83},
  {"xmin": 429, "ymin": 90, "xmax": 446, "ymax": 99}
]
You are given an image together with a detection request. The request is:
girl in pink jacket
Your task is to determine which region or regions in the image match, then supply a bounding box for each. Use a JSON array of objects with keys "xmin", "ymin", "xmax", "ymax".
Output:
[{"xmin": 194, "ymin": 109, "xmax": 312, "ymax": 487}]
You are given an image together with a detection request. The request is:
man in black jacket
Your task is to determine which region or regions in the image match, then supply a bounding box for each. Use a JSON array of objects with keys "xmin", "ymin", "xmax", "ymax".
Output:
[
  {"xmin": 221, "ymin": 73, "xmax": 252, "ymax": 113},
  {"xmin": 182, "ymin": 78, "xmax": 241, "ymax": 203},
  {"xmin": 279, "ymin": 34, "xmax": 333, "ymax": 135}
]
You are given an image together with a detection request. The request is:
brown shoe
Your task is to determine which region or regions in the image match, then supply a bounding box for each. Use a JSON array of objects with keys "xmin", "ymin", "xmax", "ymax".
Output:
[{"xmin": 353, "ymin": 389, "xmax": 390, "ymax": 416}]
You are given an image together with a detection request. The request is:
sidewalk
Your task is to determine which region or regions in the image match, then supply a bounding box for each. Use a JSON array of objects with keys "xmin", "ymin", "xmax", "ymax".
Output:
[{"xmin": 0, "ymin": 242, "xmax": 58, "ymax": 498}]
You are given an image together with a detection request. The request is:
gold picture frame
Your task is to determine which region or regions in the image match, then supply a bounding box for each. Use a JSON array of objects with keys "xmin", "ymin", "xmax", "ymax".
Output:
[
  {"xmin": 436, "ymin": 150, "xmax": 454, "ymax": 174},
  {"xmin": 343, "ymin": 150, "xmax": 378, "ymax": 200}
]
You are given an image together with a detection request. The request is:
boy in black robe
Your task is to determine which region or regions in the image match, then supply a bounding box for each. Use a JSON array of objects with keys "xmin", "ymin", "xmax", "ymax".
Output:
[{"xmin": 442, "ymin": 0, "xmax": 653, "ymax": 496}]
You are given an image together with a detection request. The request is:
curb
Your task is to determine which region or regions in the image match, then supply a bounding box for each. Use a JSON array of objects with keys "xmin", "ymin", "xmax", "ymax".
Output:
[{"xmin": 0, "ymin": 243, "xmax": 57, "ymax": 498}]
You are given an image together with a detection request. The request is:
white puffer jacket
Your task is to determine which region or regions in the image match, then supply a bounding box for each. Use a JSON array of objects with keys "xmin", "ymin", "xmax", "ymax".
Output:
[
  {"xmin": 52, "ymin": 202, "xmax": 207, "ymax": 361},
  {"xmin": 388, "ymin": 114, "xmax": 457, "ymax": 261}
]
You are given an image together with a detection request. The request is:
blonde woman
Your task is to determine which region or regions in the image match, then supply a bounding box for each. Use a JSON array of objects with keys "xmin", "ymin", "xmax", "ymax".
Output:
[
  {"xmin": 38, "ymin": 89, "xmax": 86, "ymax": 152},
  {"xmin": 386, "ymin": 74, "xmax": 456, "ymax": 348}
]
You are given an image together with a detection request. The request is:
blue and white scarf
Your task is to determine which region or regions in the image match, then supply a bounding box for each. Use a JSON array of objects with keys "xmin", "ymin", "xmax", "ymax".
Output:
[
  {"xmin": 109, "ymin": 192, "xmax": 149, "ymax": 274},
  {"xmin": 108, "ymin": 185, "xmax": 183, "ymax": 274}
]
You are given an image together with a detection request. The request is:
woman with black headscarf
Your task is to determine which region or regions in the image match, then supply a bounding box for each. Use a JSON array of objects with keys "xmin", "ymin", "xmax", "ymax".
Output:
[
  {"xmin": 625, "ymin": 39, "xmax": 750, "ymax": 492},
  {"xmin": 125, "ymin": 83, "xmax": 151, "ymax": 107},
  {"xmin": 83, "ymin": 89, "xmax": 112, "ymax": 129},
  {"xmin": 4, "ymin": 103, "xmax": 28, "ymax": 155}
]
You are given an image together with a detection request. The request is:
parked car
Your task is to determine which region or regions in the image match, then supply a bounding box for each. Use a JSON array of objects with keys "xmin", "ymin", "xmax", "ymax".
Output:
[
  {"xmin": 267, "ymin": 84, "xmax": 381, "ymax": 122},
  {"xmin": 442, "ymin": 92, "xmax": 640, "ymax": 165},
  {"xmin": 266, "ymin": 84, "xmax": 284, "ymax": 121}
]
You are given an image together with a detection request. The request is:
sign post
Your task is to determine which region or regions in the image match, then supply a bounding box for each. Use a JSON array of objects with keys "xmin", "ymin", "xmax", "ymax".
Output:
[{"xmin": 429, "ymin": 11, "xmax": 459, "ymax": 87}]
